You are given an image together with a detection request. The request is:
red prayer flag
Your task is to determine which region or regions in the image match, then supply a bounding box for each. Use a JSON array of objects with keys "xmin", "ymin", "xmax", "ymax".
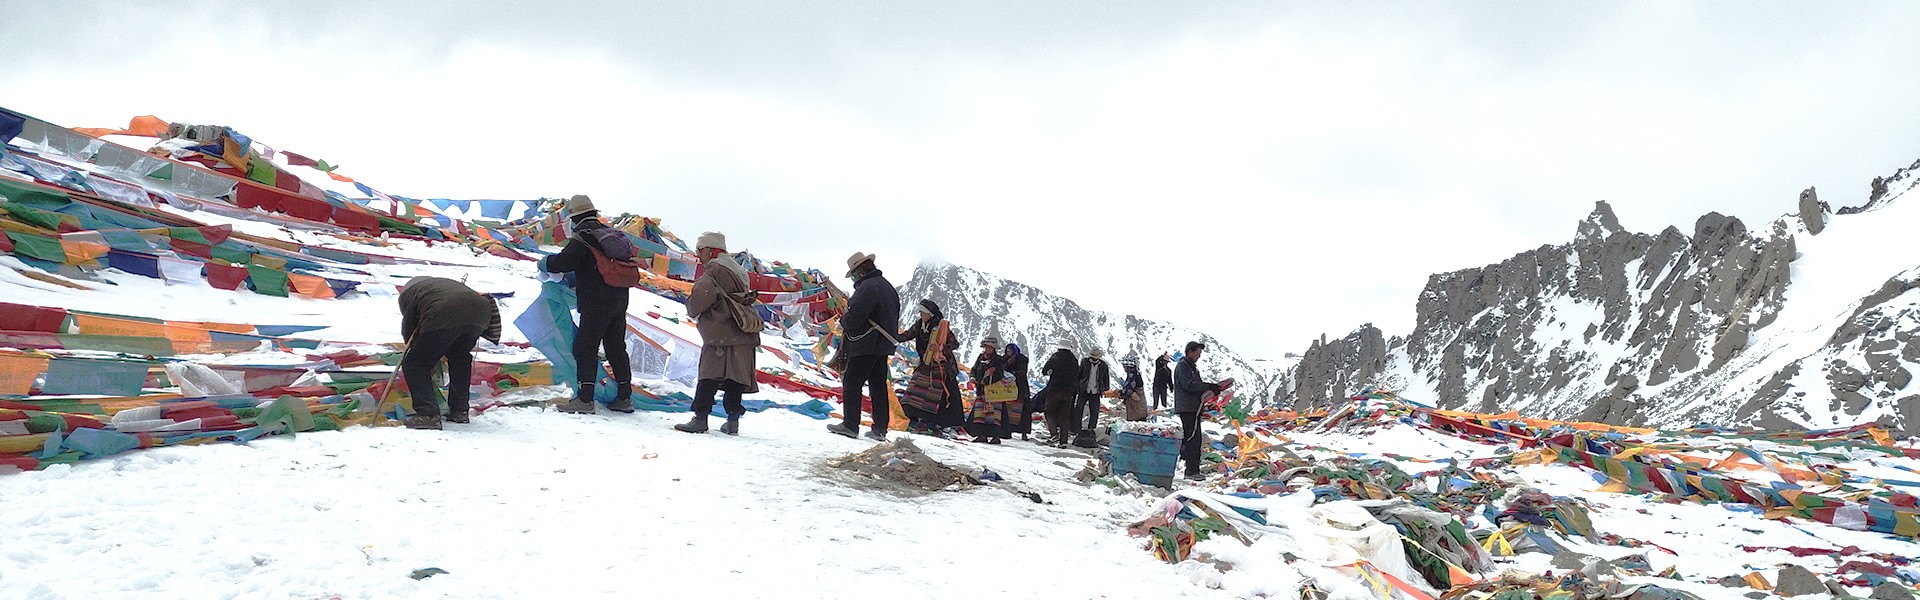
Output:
[{"xmin": 204, "ymin": 262, "xmax": 249, "ymax": 290}]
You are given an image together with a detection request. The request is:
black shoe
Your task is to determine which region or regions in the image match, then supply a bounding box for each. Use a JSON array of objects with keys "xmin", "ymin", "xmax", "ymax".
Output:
[
  {"xmin": 607, "ymin": 395, "xmax": 635, "ymax": 414},
  {"xmin": 445, "ymin": 412, "xmax": 470, "ymax": 424},
  {"xmin": 1184, "ymin": 471, "xmax": 1205, "ymax": 481},
  {"xmin": 987, "ymin": 437, "xmax": 1002, "ymax": 445},
  {"xmin": 403, "ymin": 415, "xmax": 442, "ymax": 430},
  {"xmin": 863, "ymin": 429, "xmax": 888, "ymax": 442},
  {"xmin": 720, "ymin": 418, "xmax": 740, "ymax": 436},
  {"xmin": 674, "ymin": 415, "xmax": 710, "ymax": 433},
  {"xmin": 827, "ymin": 423, "xmax": 859, "ymax": 439}
]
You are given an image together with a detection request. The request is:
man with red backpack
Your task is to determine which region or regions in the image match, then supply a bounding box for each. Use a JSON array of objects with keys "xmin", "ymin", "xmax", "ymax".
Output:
[{"xmin": 536, "ymin": 195, "xmax": 637, "ymax": 415}]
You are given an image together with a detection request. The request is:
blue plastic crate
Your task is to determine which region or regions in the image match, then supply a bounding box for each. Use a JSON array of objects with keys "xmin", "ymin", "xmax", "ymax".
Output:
[{"xmin": 1111, "ymin": 431, "xmax": 1180, "ymax": 487}]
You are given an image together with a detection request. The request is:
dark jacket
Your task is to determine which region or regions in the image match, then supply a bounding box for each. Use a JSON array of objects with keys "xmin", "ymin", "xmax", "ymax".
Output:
[
  {"xmin": 1040, "ymin": 349, "xmax": 1079, "ymax": 394},
  {"xmin": 1173, "ymin": 356, "xmax": 1215, "ymax": 413},
  {"xmin": 1006, "ymin": 350, "xmax": 1031, "ymax": 400},
  {"xmin": 840, "ymin": 269, "xmax": 901, "ymax": 357},
  {"xmin": 1119, "ymin": 367, "xmax": 1144, "ymax": 396},
  {"xmin": 1079, "ymin": 358, "xmax": 1111, "ymax": 395},
  {"xmin": 897, "ymin": 314, "xmax": 957, "ymax": 367},
  {"xmin": 399, "ymin": 276, "xmax": 502, "ymax": 344},
  {"xmin": 969, "ymin": 351, "xmax": 1007, "ymax": 386},
  {"xmin": 1153, "ymin": 356, "xmax": 1172, "ymax": 396},
  {"xmin": 540, "ymin": 219, "xmax": 630, "ymax": 311}
]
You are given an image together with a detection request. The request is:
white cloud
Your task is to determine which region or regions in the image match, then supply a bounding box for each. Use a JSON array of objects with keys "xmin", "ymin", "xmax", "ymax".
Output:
[{"xmin": 3, "ymin": 2, "xmax": 1917, "ymax": 357}]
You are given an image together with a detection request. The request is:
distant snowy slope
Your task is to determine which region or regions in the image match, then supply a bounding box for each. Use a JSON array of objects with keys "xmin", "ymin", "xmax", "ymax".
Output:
[{"xmin": 896, "ymin": 260, "xmax": 1286, "ymax": 403}]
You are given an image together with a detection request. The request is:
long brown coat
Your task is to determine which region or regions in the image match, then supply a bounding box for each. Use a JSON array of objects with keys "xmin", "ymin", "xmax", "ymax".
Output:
[{"xmin": 687, "ymin": 257, "xmax": 760, "ymax": 392}]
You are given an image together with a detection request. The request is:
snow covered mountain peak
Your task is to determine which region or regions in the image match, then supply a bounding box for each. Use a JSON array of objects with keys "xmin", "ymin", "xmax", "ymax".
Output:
[
  {"xmin": 895, "ymin": 261, "xmax": 1284, "ymax": 400},
  {"xmin": 1289, "ymin": 157, "xmax": 1920, "ymax": 434}
]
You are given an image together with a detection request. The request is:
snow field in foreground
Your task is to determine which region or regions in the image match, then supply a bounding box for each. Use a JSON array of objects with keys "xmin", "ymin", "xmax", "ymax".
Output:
[{"xmin": 0, "ymin": 387, "xmax": 1226, "ymax": 600}]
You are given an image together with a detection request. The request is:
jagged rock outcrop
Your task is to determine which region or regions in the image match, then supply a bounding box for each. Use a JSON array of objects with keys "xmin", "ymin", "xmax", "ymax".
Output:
[
  {"xmin": 896, "ymin": 261, "xmax": 1284, "ymax": 403},
  {"xmin": 1289, "ymin": 326, "xmax": 1389, "ymax": 409},
  {"xmin": 1798, "ymin": 187, "xmax": 1828, "ymax": 235},
  {"xmin": 1285, "ymin": 159, "xmax": 1920, "ymax": 432}
]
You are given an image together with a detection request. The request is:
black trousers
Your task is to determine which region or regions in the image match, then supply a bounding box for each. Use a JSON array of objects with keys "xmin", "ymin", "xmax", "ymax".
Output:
[
  {"xmin": 1178, "ymin": 411, "xmax": 1205, "ymax": 476},
  {"xmin": 574, "ymin": 303, "xmax": 632, "ymax": 388},
  {"xmin": 402, "ymin": 325, "xmax": 482, "ymax": 418},
  {"xmin": 1153, "ymin": 389, "xmax": 1168, "ymax": 410},
  {"xmin": 692, "ymin": 378, "xmax": 747, "ymax": 419},
  {"xmin": 1072, "ymin": 392, "xmax": 1103, "ymax": 434},
  {"xmin": 840, "ymin": 355, "xmax": 891, "ymax": 432}
]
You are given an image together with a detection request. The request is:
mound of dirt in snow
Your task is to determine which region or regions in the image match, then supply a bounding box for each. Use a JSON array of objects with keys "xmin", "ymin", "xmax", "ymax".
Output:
[{"xmin": 823, "ymin": 437, "xmax": 978, "ymax": 494}]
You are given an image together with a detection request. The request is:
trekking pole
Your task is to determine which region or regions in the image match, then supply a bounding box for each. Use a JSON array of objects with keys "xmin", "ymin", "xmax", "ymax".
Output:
[{"xmin": 374, "ymin": 332, "xmax": 415, "ymax": 423}]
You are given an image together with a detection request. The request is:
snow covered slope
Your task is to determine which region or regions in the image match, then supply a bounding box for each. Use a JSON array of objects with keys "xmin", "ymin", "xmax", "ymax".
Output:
[
  {"xmin": 897, "ymin": 260, "xmax": 1285, "ymax": 402},
  {"xmin": 1288, "ymin": 157, "xmax": 1920, "ymax": 433}
]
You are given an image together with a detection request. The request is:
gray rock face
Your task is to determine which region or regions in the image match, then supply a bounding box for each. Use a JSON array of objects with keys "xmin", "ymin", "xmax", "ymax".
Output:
[
  {"xmin": 896, "ymin": 261, "xmax": 1284, "ymax": 402},
  {"xmin": 1799, "ymin": 187, "xmax": 1828, "ymax": 235},
  {"xmin": 1285, "ymin": 158, "xmax": 1920, "ymax": 431},
  {"xmin": 1774, "ymin": 564, "xmax": 1827, "ymax": 597},
  {"xmin": 1289, "ymin": 326, "xmax": 1390, "ymax": 409},
  {"xmin": 1871, "ymin": 581, "xmax": 1915, "ymax": 600}
]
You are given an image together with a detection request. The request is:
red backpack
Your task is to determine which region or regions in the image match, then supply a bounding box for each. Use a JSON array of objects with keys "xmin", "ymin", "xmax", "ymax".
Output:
[{"xmin": 577, "ymin": 227, "xmax": 643, "ymax": 288}]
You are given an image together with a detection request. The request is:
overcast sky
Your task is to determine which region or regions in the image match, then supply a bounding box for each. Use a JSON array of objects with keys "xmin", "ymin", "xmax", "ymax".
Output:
[{"xmin": 5, "ymin": 2, "xmax": 1918, "ymax": 358}]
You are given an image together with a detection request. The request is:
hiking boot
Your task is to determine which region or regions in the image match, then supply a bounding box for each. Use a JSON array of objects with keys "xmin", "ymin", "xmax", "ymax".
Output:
[
  {"xmin": 557, "ymin": 397, "xmax": 597, "ymax": 414},
  {"xmin": 606, "ymin": 396, "xmax": 635, "ymax": 414},
  {"xmin": 445, "ymin": 412, "xmax": 470, "ymax": 424},
  {"xmin": 403, "ymin": 415, "xmax": 442, "ymax": 430},
  {"xmin": 1183, "ymin": 471, "xmax": 1206, "ymax": 481},
  {"xmin": 863, "ymin": 429, "xmax": 889, "ymax": 442},
  {"xmin": 719, "ymin": 418, "xmax": 740, "ymax": 436},
  {"xmin": 827, "ymin": 423, "xmax": 859, "ymax": 439},
  {"xmin": 986, "ymin": 437, "xmax": 1002, "ymax": 445},
  {"xmin": 674, "ymin": 414, "xmax": 710, "ymax": 433}
]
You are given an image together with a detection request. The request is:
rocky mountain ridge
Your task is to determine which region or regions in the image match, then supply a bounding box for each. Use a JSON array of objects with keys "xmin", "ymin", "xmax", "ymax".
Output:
[{"xmin": 1286, "ymin": 157, "xmax": 1920, "ymax": 433}]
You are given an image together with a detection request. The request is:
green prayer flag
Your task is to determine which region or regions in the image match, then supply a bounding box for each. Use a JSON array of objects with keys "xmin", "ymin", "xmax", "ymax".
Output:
[
  {"xmin": 167, "ymin": 227, "xmax": 210, "ymax": 245},
  {"xmin": 0, "ymin": 178, "xmax": 74, "ymax": 208},
  {"xmin": 314, "ymin": 159, "xmax": 338, "ymax": 172},
  {"xmin": 5, "ymin": 230, "xmax": 66, "ymax": 263},
  {"xmin": 145, "ymin": 163, "xmax": 174, "ymax": 181},
  {"xmin": 210, "ymin": 244, "xmax": 252, "ymax": 265},
  {"xmin": 246, "ymin": 264, "xmax": 290, "ymax": 297},
  {"xmin": 57, "ymin": 333, "xmax": 174, "ymax": 356},
  {"xmin": 3, "ymin": 200, "xmax": 64, "ymax": 231},
  {"xmin": 246, "ymin": 161, "xmax": 278, "ymax": 186}
]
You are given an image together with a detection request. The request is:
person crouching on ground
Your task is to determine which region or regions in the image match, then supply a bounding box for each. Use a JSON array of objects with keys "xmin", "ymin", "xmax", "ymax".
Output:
[
  {"xmin": 1173, "ymin": 341, "xmax": 1223, "ymax": 480},
  {"xmin": 674, "ymin": 231, "xmax": 760, "ymax": 436},
  {"xmin": 397, "ymin": 276, "xmax": 502, "ymax": 430}
]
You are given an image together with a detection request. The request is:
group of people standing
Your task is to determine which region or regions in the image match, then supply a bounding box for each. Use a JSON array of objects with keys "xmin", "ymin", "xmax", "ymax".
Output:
[
  {"xmin": 823, "ymin": 251, "xmax": 1225, "ymax": 479},
  {"xmin": 396, "ymin": 194, "xmax": 1223, "ymax": 479}
]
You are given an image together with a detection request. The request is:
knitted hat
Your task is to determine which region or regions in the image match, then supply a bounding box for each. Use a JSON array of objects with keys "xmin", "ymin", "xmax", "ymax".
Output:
[
  {"xmin": 565, "ymin": 194, "xmax": 597, "ymax": 218},
  {"xmin": 1122, "ymin": 357, "xmax": 1139, "ymax": 368},
  {"xmin": 918, "ymin": 299, "xmax": 940, "ymax": 314},
  {"xmin": 845, "ymin": 252, "xmax": 876, "ymax": 277},
  {"xmin": 696, "ymin": 231, "xmax": 727, "ymax": 251}
]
